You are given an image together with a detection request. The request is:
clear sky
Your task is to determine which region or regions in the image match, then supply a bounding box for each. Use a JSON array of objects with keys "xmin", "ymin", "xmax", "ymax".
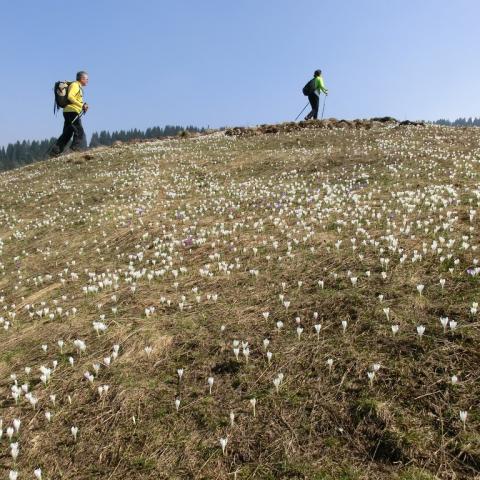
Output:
[{"xmin": 1, "ymin": 0, "xmax": 479, "ymax": 146}]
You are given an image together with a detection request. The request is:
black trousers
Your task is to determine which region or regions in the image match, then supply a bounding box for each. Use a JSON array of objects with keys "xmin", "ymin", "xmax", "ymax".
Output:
[
  {"xmin": 55, "ymin": 111, "xmax": 85, "ymax": 153},
  {"xmin": 306, "ymin": 93, "xmax": 320, "ymax": 119}
]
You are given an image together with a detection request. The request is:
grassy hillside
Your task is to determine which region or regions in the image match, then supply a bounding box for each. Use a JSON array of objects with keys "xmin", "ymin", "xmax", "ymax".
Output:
[{"xmin": 0, "ymin": 120, "xmax": 479, "ymax": 479}]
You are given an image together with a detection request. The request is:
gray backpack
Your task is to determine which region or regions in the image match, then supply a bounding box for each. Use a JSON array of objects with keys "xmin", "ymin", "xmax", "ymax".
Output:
[{"xmin": 53, "ymin": 80, "xmax": 72, "ymax": 113}]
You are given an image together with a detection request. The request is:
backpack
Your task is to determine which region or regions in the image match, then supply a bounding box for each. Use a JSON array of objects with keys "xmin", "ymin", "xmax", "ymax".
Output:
[
  {"xmin": 53, "ymin": 81, "xmax": 72, "ymax": 113},
  {"xmin": 302, "ymin": 78, "xmax": 316, "ymax": 96}
]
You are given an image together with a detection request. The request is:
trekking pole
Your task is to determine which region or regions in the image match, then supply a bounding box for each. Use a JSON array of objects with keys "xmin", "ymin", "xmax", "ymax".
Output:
[
  {"xmin": 69, "ymin": 110, "xmax": 86, "ymax": 142},
  {"xmin": 321, "ymin": 95, "xmax": 327, "ymax": 120},
  {"xmin": 295, "ymin": 102, "xmax": 310, "ymax": 121},
  {"xmin": 71, "ymin": 110, "xmax": 85, "ymax": 125}
]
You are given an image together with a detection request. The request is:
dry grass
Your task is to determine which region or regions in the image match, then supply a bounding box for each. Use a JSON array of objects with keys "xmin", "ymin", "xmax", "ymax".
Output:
[{"xmin": 0, "ymin": 123, "xmax": 479, "ymax": 479}]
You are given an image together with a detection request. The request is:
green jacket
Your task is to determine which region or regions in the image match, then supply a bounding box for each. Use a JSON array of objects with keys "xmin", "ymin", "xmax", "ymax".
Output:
[{"xmin": 315, "ymin": 76, "xmax": 328, "ymax": 95}]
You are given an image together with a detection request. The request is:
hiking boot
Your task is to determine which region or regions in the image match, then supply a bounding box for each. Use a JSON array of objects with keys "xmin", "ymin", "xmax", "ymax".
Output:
[{"xmin": 48, "ymin": 147, "xmax": 61, "ymax": 158}]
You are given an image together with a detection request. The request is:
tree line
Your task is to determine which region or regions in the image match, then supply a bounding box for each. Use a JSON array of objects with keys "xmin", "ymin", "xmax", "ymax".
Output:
[
  {"xmin": 89, "ymin": 125, "xmax": 202, "ymax": 147},
  {"xmin": 433, "ymin": 117, "xmax": 480, "ymax": 127},
  {"xmin": 0, "ymin": 125, "xmax": 204, "ymax": 172},
  {"xmin": 0, "ymin": 138, "xmax": 58, "ymax": 171}
]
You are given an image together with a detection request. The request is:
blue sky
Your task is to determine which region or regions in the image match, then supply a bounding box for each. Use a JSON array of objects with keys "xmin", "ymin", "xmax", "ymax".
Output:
[{"xmin": 1, "ymin": 0, "xmax": 479, "ymax": 146}]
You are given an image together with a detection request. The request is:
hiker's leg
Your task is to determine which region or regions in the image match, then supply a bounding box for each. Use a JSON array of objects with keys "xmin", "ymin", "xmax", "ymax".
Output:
[
  {"xmin": 71, "ymin": 117, "xmax": 85, "ymax": 151},
  {"xmin": 310, "ymin": 94, "xmax": 319, "ymax": 119},
  {"xmin": 54, "ymin": 112, "xmax": 76, "ymax": 153},
  {"xmin": 305, "ymin": 94, "xmax": 316, "ymax": 120}
]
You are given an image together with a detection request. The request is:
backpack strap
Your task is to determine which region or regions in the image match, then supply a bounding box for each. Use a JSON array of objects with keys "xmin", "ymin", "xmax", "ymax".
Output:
[{"xmin": 69, "ymin": 81, "xmax": 84, "ymax": 100}]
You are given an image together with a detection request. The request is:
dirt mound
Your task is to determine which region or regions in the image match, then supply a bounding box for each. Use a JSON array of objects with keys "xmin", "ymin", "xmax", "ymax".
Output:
[{"xmin": 225, "ymin": 117, "xmax": 426, "ymax": 137}]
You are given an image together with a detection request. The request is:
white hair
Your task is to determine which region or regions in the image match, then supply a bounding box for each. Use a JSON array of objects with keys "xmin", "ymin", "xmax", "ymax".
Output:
[{"xmin": 76, "ymin": 71, "xmax": 88, "ymax": 81}]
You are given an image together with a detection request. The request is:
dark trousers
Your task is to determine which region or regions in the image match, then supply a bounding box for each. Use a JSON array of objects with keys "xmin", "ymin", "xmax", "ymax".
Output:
[
  {"xmin": 306, "ymin": 93, "xmax": 320, "ymax": 120},
  {"xmin": 55, "ymin": 111, "xmax": 85, "ymax": 153}
]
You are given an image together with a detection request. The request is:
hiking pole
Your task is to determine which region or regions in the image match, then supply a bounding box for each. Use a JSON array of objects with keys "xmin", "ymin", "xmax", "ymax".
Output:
[
  {"xmin": 70, "ymin": 110, "xmax": 86, "ymax": 142},
  {"xmin": 295, "ymin": 102, "xmax": 310, "ymax": 121},
  {"xmin": 71, "ymin": 110, "xmax": 85, "ymax": 125},
  {"xmin": 321, "ymin": 95, "xmax": 327, "ymax": 120}
]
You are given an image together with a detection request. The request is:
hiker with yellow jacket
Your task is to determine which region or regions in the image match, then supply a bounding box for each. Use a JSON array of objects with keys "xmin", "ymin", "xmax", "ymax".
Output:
[{"xmin": 50, "ymin": 71, "xmax": 89, "ymax": 157}]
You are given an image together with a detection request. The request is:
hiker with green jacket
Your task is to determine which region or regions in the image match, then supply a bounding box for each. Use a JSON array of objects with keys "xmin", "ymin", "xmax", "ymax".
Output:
[
  {"xmin": 50, "ymin": 71, "xmax": 89, "ymax": 157},
  {"xmin": 305, "ymin": 70, "xmax": 328, "ymax": 120}
]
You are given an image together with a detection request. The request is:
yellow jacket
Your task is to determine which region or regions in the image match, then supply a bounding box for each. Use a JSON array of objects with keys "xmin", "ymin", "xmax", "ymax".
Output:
[{"xmin": 64, "ymin": 81, "xmax": 84, "ymax": 114}]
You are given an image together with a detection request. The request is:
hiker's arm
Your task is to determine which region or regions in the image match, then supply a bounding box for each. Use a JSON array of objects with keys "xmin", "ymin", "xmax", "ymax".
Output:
[
  {"xmin": 317, "ymin": 76, "xmax": 328, "ymax": 95},
  {"xmin": 67, "ymin": 83, "xmax": 84, "ymax": 109}
]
